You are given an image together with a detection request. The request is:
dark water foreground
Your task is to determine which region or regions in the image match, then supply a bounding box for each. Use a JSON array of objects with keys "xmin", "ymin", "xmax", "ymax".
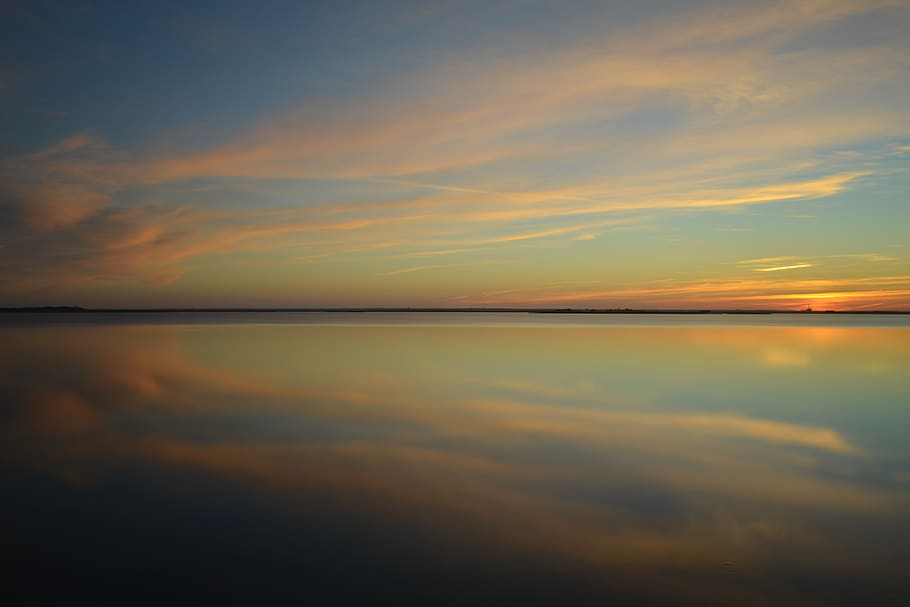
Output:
[{"xmin": 1, "ymin": 313, "xmax": 908, "ymax": 605}]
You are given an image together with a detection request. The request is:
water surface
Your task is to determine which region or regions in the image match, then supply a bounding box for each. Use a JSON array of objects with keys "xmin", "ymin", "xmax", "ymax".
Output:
[{"xmin": 2, "ymin": 313, "xmax": 908, "ymax": 605}]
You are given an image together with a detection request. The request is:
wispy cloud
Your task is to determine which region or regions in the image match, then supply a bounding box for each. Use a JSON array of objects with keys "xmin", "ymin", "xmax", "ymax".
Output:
[
  {"xmin": 382, "ymin": 259, "xmax": 514, "ymax": 276},
  {"xmin": 738, "ymin": 256, "xmax": 802, "ymax": 265},
  {"xmin": 457, "ymin": 274, "xmax": 910, "ymax": 310},
  {"xmin": 2, "ymin": 0, "xmax": 908, "ymax": 304},
  {"xmin": 754, "ymin": 264, "xmax": 814, "ymax": 272},
  {"xmin": 738, "ymin": 253, "xmax": 898, "ymax": 268}
]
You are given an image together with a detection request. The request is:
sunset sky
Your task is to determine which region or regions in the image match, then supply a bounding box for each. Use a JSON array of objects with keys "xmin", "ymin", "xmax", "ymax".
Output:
[{"xmin": 1, "ymin": 0, "xmax": 909, "ymax": 309}]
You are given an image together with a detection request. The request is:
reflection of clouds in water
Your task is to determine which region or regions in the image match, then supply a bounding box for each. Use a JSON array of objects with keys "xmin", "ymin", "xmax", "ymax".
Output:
[
  {"xmin": 761, "ymin": 347, "xmax": 811, "ymax": 367},
  {"xmin": 860, "ymin": 361, "xmax": 895, "ymax": 375},
  {"xmin": 22, "ymin": 391, "xmax": 105, "ymax": 437},
  {"xmin": 2, "ymin": 324, "xmax": 909, "ymax": 605}
]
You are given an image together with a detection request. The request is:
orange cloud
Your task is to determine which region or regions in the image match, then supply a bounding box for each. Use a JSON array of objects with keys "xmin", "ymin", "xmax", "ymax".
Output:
[
  {"xmin": 755, "ymin": 264, "xmax": 814, "ymax": 272},
  {"xmin": 1, "ymin": 181, "xmax": 109, "ymax": 231},
  {"xmin": 460, "ymin": 274, "xmax": 910, "ymax": 310},
  {"xmin": 2, "ymin": 0, "xmax": 908, "ymax": 303}
]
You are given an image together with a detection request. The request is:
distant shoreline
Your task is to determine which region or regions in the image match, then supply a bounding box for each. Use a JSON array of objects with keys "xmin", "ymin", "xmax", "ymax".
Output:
[{"xmin": 1, "ymin": 306, "xmax": 908, "ymax": 315}]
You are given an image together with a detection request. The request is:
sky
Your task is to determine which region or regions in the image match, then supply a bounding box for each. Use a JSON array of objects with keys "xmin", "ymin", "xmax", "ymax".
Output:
[{"xmin": 1, "ymin": 0, "xmax": 909, "ymax": 310}]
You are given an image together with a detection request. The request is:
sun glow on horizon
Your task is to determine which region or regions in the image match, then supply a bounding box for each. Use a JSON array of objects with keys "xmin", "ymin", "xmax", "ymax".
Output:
[{"xmin": 0, "ymin": 1, "xmax": 908, "ymax": 308}]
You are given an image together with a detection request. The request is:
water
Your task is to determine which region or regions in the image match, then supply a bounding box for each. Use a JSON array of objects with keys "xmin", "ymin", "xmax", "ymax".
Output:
[{"xmin": 1, "ymin": 313, "xmax": 908, "ymax": 605}]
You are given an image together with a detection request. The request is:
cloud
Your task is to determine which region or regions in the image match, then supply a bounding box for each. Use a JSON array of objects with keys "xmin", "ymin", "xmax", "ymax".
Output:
[
  {"xmin": 826, "ymin": 253, "xmax": 898, "ymax": 263},
  {"xmin": 738, "ymin": 253, "xmax": 899, "ymax": 273},
  {"xmin": 0, "ymin": 180, "xmax": 109, "ymax": 231},
  {"xmin": 459, "ymin": 274, "xmax": 910, "ymax": 310},
  {"xmin": 2, "ymin": 0, "xmax": 908, "ymax": 302},
  {"xmin": 87, "ymin": 1, "xmax": 901, "ymax": 191},
  {"xmin": 0, "ymin": 132, "xmax": 117, "ymax": 232},
  {"xmin": 16, "ymin": 132, "xmax": 101, "ymax": 162},
  {"xmin": 754, "ymin": 264, "xmax": 814, "ymax": 272},
  {"xmin": 739, "ymin": 256, "xmax": 803, "ymax": 265},
  {"xmin": 382, "ymin": 259, "xmax": 513, "ymax": 276}
]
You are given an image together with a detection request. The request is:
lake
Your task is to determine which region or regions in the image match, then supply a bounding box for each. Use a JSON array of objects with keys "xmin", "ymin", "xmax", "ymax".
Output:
[{"xmin": 1, "ymin": 313, "xmax": 908, "ymax": 605}]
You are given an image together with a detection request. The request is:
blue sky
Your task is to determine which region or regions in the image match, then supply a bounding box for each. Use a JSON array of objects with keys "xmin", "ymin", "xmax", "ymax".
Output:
[{"xmin": 1, "ymin": 0, "xmax": 909, "ymax": 308}]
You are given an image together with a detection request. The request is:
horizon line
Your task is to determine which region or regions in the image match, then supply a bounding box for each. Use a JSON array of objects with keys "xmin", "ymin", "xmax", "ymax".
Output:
[{"xmin": 2, "ymin": 306, "xmax": 909, "ymax": 315}]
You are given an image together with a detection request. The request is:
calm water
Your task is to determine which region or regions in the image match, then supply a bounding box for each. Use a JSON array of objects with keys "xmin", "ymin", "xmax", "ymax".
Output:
[{"xmin": 1, "ymin": 313, "xmax": 908, "ymax": 605}]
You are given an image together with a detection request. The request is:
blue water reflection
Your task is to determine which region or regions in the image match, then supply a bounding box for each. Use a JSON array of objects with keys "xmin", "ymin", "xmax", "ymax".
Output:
[{"xmin": 1, "ymin": 315, "xmax": 908, "ymax": 605}]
